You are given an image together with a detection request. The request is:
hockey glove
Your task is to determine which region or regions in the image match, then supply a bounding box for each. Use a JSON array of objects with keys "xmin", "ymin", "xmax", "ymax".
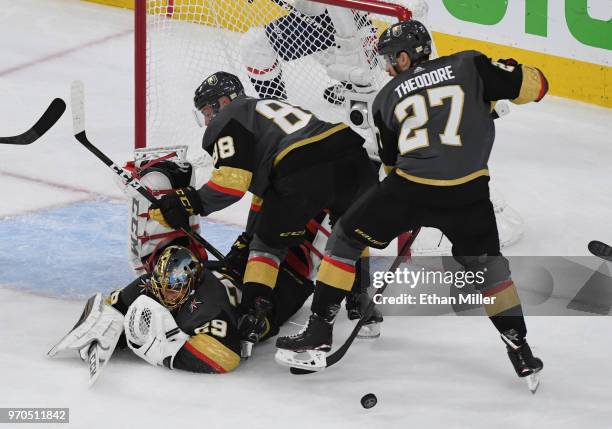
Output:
[
  {"xmin": 224, "ymin": 233, "xmax": 252, "ymax": 277},
  {"xmin": 149, "ymin": 186, "xmax": 203, "ymax": 230},
  {"xmin": 125, "ymin": 295, "xmax": 189, "ymax": 369}
]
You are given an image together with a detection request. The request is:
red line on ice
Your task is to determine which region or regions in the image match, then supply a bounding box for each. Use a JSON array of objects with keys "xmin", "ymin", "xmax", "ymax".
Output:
[
  {"xmin": 0, "ymin": 169, "xmax": 120, "ymax": 200},
  {"xmin": 0, "ymin": 29, "xmax": 132, "ymax": 77}
]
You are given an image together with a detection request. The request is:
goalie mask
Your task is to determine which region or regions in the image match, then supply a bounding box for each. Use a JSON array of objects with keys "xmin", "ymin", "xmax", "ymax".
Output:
[
  {"xmin": 193, "ymin": 71, "xmax": 245, "ymax": 126},
  {"xmin": 150, "ymin": 246, "xmax": 202, "ymax": 310},
  {"xmin": 377, "ymin": 20, "xmax": 432, "ymax": 72}
]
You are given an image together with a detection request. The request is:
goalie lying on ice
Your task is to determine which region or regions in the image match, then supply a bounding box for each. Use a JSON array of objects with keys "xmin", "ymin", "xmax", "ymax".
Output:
[{"xmin": 49, "ymin": 245, "xmax": 313, "ymax": 374}]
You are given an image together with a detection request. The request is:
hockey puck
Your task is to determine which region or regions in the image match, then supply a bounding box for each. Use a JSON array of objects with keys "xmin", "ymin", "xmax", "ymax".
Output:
[{"xmin": 361, "ymin": 393, "xmax": 377, "ymax": 409}]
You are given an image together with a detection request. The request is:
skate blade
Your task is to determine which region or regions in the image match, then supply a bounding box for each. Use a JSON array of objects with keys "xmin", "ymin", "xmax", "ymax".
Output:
[
  {"xmin": 274, "ymin": 349, "xmax": 326, "ymax": 372},
  {"xmin": 525, "ymin": 372, "xmax": 541, "ymax": 394},
  {"xmin": 240, "ymin": 341, "xmax": 254, "ymax": 359},
  {"xmin": 356, "ymin": 322, "xmax": 380, "ymax": 339}
]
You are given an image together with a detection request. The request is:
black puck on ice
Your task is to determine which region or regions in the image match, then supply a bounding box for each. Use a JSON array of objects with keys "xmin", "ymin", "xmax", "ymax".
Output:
[{"xmin": 361, "ymin": 393, "xmax": 377, "ymax": 409}]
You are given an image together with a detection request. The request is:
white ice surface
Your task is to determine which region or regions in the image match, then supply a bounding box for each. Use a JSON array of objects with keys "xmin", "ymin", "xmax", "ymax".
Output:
[{"xmin": 1, "ymin": 1, "xmax": 612, "ymax": 428}]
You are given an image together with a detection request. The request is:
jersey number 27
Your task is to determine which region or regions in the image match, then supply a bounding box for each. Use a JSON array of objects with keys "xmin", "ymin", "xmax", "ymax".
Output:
[{"xmin": 395, "ymin": 85, "xmax": 465, "ymax": 155}]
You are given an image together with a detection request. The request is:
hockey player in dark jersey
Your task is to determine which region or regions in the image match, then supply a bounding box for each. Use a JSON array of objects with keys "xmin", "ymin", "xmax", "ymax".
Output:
[
  {"xmin": 276, "ymin": 20, "xmax": 549, "ymax": 391},
  {"xmin": 49, "ymin": 244, "xmax": 314, "ymax": 374},
  {"xmin": 148, "ymin": 72, "xmax": 378, "ymax": 350}
]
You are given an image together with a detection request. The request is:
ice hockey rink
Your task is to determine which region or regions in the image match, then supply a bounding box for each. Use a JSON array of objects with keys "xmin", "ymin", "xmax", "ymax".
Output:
[{"xmin": 1, "ymin": 1, "xmax": 612, "ymax": 428}]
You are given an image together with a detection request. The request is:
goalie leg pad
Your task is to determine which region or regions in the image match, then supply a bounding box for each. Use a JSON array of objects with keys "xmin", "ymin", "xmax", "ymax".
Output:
[
  {"xmin": 240, "ymin": 27, "xmax": 281, "ymax": 82},
  {"xmin": 48, "ymin": 293, "xmax": 124, "ymax": 365}
]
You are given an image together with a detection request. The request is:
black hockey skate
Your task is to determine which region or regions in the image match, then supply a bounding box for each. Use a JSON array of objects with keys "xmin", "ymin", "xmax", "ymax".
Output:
[
  {"xmin": 346, "ymin": 292, "xmax": 383, "ymax": 338},
  {"xmin": 274, "ymin": 305, "xmax": 339, "ymax": 372},
  {"xmin": 502, "ymin": 334, "xmax": 543, "ymax": 394},
  {"xmin": 238, "ymin": 297, "xmax": 272, "ymax": 358}
]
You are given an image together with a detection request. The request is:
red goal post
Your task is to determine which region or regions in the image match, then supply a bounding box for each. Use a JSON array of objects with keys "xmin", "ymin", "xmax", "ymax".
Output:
[{"xmin": 133, "ymin": 0, "xmax": 412, "ymax": 150}]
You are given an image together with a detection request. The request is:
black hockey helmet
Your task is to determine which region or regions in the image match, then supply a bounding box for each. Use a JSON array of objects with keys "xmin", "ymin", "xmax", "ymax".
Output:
[
  {"xmin": 377, "ymin": 20, "xmax": 432, "ymax": 70},
  {"xmin": 150, "ymin": 245, "xmax": 202, "ymax": 310},
  {"xmin": 194, "ymin": 71, "xmax": 245, "ymax": 112}
]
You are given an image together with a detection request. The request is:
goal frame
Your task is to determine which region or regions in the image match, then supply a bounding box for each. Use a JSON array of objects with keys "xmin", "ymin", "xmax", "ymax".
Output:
[{"xmin": 133, "ymin": 0, "xmax": 412, "ymax": 149}]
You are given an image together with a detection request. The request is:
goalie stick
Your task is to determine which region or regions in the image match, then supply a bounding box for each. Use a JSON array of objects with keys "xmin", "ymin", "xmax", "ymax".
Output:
[
  {"xmin": 69, "ymin": 80, "xmax": 240, "ymax": 279},
  {"xmin": 0, "ymin": 98, "xmax": 66, "ymax": 145},
  {"xmin": 588, "ymin": 240, "xmax": 612, "ymax": 262},
  {"xmin": 289, "ymin": 227, "xmax": 421, "ymax": 375}
]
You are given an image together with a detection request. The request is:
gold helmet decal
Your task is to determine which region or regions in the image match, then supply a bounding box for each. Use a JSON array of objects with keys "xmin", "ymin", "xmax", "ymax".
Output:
[{"xmin": 149, "ymin": 246, "xmax": 201, "ymax": 310}]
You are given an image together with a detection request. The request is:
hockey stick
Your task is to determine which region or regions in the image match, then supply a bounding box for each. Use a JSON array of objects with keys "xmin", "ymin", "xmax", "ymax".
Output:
[
  {"xmin": 588, "ymin": 240, "xmax": 612, "ymax": 262},
  {"xmin": 69, "ymin": 81, "xmax": 240, "ymax": 278},
  {"xmin": 0, "ymin": 98, "xmax": 66, "ymax": 145},
  {"xmin": 290, "ymin": 227, "xmax": 421, "ymax": 374}
]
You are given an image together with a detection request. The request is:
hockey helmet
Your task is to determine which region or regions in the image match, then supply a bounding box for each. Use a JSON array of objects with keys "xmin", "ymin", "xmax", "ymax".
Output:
[
  {"xmin": 150, "ymin": 245, "xmax": 202, "ymax": 310},
  {"xmin": 377, "ymin": 20, "xmax": 432, "ymax": 70},
  {"xmin": 194, "ymin": 71, "xmax": 245, "ymax": 121}
]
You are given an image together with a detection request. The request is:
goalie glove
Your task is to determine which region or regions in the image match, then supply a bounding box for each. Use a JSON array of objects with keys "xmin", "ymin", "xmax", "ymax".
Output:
[
  {"xmin": 47, "ymin": 293, "xmax": 124, "ymax": 364},
  {"xmin": 149, "ymin": 186, "xmax": 203, "ymax": 230},
  {"xmin": 124, "ymin": 295, "xmax": 189, "ymax": 369}
]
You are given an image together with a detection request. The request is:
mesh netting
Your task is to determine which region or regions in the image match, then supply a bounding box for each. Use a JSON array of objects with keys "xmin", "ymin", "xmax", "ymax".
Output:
[
  {"xmin": 145, "ymin": 0, "xmax": 402, "ymax": 159},
  {"xmin": 127, "ymin": 305, "xmax": 152, "ymax": 344},
  {"xmin": 144, "ymin": 1, "xmax": 524, "ymax": 252}
]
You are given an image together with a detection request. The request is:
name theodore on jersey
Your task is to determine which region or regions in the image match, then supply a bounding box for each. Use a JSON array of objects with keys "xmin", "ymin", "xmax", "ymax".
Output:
[{"xmin": 394, "ymin": 65, "xmax": 456, "ymax": 98}]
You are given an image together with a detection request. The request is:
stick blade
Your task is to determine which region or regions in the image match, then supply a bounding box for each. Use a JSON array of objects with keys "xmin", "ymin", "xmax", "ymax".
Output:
[
  {"xmin": 290, "ymin": 367, "xmax": 316, "ymax": 375},
  {"xmin": 589, "ymin": 241, "xmax": 612, "ymax": 261},
  {"xmin": 70, "ymin": 80, "xmax": 86, "ymax": 136},
  {"xmin": 0, "ymin": 98, "xmax": 66, "ymax": 145},
  {"xmin": 32, "ymin": 98, "xmax": 66, "ymax": 138},
  {"xmin": 87, "ymin": 342, "xmax": 100, "ymax": 387}
]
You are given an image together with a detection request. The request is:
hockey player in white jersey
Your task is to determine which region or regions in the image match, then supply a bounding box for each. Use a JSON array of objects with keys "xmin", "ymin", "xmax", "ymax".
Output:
[{"xmin": 240, "ymin": 0, "xmax": 429, "ymax": 105}]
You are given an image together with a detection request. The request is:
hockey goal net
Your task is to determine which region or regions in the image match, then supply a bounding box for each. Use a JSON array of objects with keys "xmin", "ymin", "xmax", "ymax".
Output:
[
  {"xmin": 136, "ymin": 0, "xmax": 416, "ymax": 154},
  {"xmin": 135, "ymin": 0, "xmax": 524, "ymax": 254}
]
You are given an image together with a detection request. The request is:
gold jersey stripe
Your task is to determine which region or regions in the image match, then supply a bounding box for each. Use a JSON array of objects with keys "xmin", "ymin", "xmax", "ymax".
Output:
[
  {"xmin": 244, "ymin": 259, "xmax": 279, "ymax": 288},
  {"xmin": 395, "ymin": 168, "xmax": 490, "ymax": 187},
  {"xmin": 317, "ymin": 259, "xmax": 356, "ymax": 292},
  {"xmin": 210, "ymin": 166, "xmax": 253, "ymax": 193},
  {"xmin": 484, "ymin": 283, "xmax": 521, "ymax": 317},
  {"xmin": 513, "ymin": 65, "xmax": 546, "ymax": 105},
  {"xmin": 187, "ymin": 333, "xmax": 241, "ymax": 373},
  {"xmin": 273, "ymin": 123, "xmax": 348, "ymax": 167},
  {"xmin": 383, "ymin": 165, "xmax": 395, "ymax": 175},
  {"xmin": 251, "ymin": 195, "xmax": 263, "ymax": 208}
]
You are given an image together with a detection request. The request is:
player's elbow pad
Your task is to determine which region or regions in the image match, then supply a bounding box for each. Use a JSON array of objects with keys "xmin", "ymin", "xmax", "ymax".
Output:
[{"xmin": 512, "ymin": 65, "xmax": 549, "ymax": 105}]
